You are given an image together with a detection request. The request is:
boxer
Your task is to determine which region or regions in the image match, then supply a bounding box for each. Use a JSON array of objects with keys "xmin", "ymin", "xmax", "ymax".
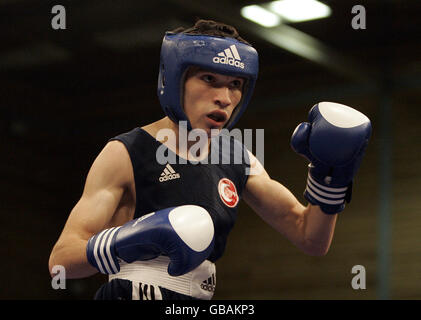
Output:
[{"xmin": 48, "ymin": 19, "xmax": 371, "ymax": 300}]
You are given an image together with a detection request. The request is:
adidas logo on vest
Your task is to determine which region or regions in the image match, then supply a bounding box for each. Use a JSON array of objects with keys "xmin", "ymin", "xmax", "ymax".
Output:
[
  {"xmin": 213, "ymin": 45, "xmax": 244, "ymax": 69},
  {"xmin": 200, "ymin": 274, "xmax": 216, "ymax": 292},
  {"xmin": 159, "ymin": 163, "xmax": 180, "ymax": 182}
]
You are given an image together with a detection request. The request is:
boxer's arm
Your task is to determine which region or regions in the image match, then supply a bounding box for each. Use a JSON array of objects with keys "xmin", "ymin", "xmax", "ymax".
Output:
[
  {"xmin": 48, "ymin": 141, "xmax": 132, "ymax": 279},
  {"xmin": 243, "ymin": 151, "xmax": 337, "ymax": 256}
]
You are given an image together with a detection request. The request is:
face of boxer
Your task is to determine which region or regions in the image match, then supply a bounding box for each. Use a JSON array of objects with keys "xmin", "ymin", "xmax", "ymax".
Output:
[{"xmin": 183, "ymin": 67, "xmax": 244, "ymax": 136}]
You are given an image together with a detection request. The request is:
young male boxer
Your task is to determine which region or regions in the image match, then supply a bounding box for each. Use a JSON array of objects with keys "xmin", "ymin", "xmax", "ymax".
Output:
[{"xmin": 48, "ymin": 20, "xmax": 371, "ymax": 300}]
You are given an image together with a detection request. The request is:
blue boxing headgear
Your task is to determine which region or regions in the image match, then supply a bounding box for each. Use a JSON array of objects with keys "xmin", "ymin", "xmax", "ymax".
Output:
[{"xmin": 157, "ymin": 32, "xmax": 259, "ymax": 130}]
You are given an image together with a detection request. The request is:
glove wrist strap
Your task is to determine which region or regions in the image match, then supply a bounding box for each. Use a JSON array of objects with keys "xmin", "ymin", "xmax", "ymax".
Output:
[
  {"xmin": 305, "ymin": 172, "xmax": 348, "ymax": 214},
  {"xmin": 86, "ymin": 227, "xmax": 121, "ymax": 274}
]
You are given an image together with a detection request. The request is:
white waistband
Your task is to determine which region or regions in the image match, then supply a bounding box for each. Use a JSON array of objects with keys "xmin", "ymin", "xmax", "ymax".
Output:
[{"xmin": 109, "ymin": 256, "xmax": 216, "ymax": 300}]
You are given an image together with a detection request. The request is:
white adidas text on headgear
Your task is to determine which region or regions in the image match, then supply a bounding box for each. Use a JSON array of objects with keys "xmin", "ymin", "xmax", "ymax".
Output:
[{"xmin": 212, "ymin": 45, "xmax": 245, "ymax": 69}]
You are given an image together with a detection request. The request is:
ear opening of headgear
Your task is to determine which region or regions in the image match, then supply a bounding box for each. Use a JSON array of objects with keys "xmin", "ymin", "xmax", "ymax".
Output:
[{"xmin": 157, "ymin": 32, "xmax": 259, "ymax": 131}]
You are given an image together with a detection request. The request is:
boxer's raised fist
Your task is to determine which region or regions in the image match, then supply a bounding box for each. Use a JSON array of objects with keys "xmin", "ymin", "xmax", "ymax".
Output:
[{"xmin": 291, "ymin": 102, "xmax": 372, "ymax": 214}]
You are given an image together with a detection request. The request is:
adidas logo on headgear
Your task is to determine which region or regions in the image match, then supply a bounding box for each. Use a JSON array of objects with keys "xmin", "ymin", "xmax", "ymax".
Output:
[
  {"xmin": 159, "ymin": 164, "xmax": 180, "ymax": 182},
  {"xmin": 213, "ymin": 45, "xmax": 244, "ymax": 69}
]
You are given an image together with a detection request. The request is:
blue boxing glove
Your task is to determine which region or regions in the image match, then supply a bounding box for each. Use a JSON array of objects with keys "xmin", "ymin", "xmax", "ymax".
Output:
[
  {"xmin": 86, "ymin": 205, "xmax": 215, "ymax": 276},
  {"xmin": 291, "ymin": 102, "xmax": 372, "ymax": 214}
]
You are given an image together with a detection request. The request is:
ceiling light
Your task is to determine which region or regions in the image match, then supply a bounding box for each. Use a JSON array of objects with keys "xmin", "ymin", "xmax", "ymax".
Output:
[
  {"xmin": 240, "ymin": 5, "xmax": 281, "ymax": 28},
  {"xmin": 269, "ymin": 0, "xmax": 331, "ymax": 22}
]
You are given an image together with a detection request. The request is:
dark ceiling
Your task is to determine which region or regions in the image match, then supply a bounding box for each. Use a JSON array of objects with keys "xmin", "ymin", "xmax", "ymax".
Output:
[{"xmin": 2, "ymin": 0, "xmax": 420, "ymax": 96}]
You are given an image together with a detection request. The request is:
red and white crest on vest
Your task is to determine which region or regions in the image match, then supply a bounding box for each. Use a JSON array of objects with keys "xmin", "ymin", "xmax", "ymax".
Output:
[{"xmin": 218, "ymin": 178, "xmax": 239, "ymax": 208}]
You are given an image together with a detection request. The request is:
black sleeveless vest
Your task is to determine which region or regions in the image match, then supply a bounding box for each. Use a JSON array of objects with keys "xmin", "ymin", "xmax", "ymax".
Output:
[{"xmin": 110, "ymin": 128, "xmax": 250, "ymax": 262}]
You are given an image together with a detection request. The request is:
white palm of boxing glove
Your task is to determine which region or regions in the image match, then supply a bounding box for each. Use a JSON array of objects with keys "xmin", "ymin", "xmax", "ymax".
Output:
[
  {"xmin": 86, "ymin": 205, "xmax": 215, "ymax": 276},
  {"xmin": 291, "ymin": 102, "xmax": 372, "ymax": 214}
]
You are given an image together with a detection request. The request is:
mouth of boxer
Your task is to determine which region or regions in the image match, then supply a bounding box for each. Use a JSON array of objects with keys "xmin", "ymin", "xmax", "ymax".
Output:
[{"xmin": 206, "ymin": 110, "xmax": 228, "ymax": 124}]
